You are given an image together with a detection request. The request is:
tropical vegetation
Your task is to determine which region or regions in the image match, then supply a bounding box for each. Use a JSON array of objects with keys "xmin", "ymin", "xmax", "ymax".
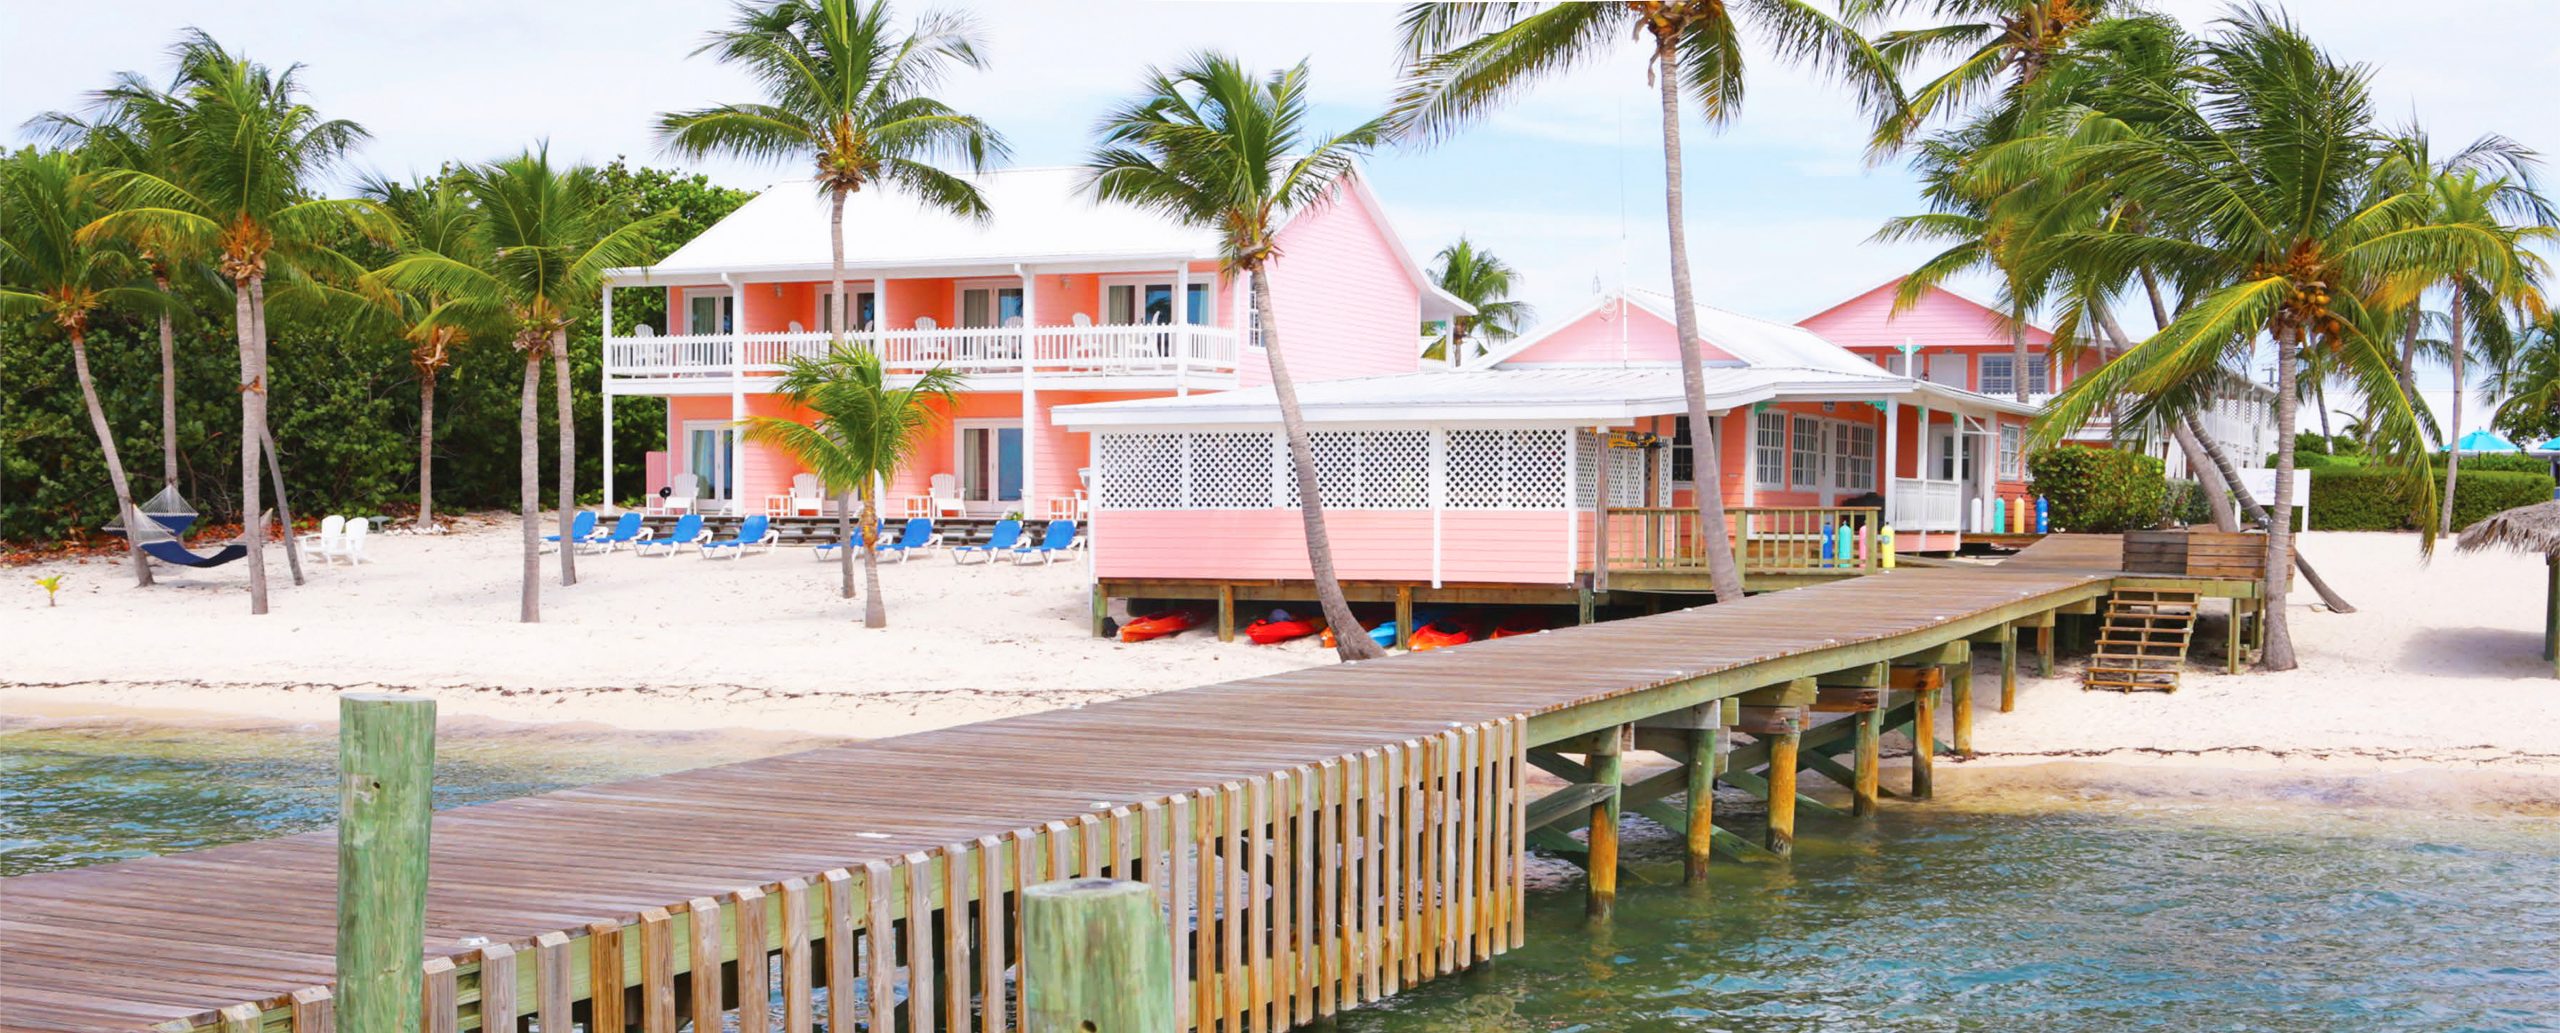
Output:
[{"xmin": 1422, "ymin": 237, "xmax": 1532, "ymax": 365}]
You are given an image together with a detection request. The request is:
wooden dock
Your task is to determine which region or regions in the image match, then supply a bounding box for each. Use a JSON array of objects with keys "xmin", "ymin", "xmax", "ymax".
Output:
[{"xmin": 3, "ymin": 545, "xmax": 2219, "ymax": 1033}]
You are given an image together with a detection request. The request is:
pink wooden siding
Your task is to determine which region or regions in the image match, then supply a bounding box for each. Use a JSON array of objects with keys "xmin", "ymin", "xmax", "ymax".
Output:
[
  {"xmin": 1797, "ymin": 278, "xmax": 2106, "ymax": 395},
  {"xmin": 1500, "ymin": 301, "xmax": 1743, "ymax": 366},
  {"xmin": 1092, "ymin": 509, "xmax": 1572, "ymax": 585},
  {"xmin": 1241, "ymin": 181, "xmax": 1423, "ymax": 387}
]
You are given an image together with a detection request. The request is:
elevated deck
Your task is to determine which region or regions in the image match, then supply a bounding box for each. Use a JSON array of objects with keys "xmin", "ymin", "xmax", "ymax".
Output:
[{"xmin": 4, "ymin": 545, "xmax": 2229, "ymax": 1033}]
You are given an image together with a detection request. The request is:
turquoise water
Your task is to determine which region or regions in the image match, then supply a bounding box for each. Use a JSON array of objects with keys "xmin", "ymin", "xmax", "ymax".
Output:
[{"xmin": 7, "ymin": 723, "xmax": 2557, "ymax": 1030}]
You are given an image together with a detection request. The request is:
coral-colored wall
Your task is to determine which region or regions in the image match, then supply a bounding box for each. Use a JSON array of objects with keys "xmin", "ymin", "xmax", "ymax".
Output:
[
  {"xmin": 1241, "ymin": 181, "xmax": 1422, "ymax": 387},
  {"xmin": 1498, "ymin": 301, "xmax": 1743, "ymax": 366},
  {"xmin": 1091, "ymin": 509, "xmax": 1572, "ymax": 584}
]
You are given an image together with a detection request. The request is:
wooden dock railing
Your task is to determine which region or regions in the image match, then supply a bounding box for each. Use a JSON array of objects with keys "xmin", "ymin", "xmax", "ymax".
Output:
[{"xmin": 1602, "ymin": 506, "xmax": 1882, "ymax": 576}]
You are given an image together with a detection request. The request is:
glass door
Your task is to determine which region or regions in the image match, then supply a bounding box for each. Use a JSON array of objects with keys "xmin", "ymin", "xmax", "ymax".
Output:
[
  {"xmin": 960, "ymin": 425, "xmax": 1025, "ymax": 503},
  {"xmin": 687, "ymin": 294, "xmax": 734, "ymax": 335},
  {"xmin": 685, "ymin": 423, "xmax": 736, "ymax": 506}
]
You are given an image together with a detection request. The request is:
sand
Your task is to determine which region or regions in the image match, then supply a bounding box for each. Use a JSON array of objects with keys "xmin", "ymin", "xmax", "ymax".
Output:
[{"xmin": 5, "ymin": 524, "xmax": 2554, "ymax": 775}]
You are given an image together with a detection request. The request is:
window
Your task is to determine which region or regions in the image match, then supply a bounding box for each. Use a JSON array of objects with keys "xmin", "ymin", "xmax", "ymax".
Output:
[
  {"xmin": 686, "ymin": 294, "xmax": 733, "ymax": 335},
  {"xmin": 1999, "ymin": 423, "xmax": 2023, "ymax": 480},
  {"xmin": 1979, "ymin": 354, "xmax": 2050, "ymax": 396},
  {"xmin": 1925, "ymin": 352, "xmax": 1968, "ymax": 387},
  {"xmin": 1105, "ymin": 282, "xmax": 1209, "ymax": 325},
  {"xmin": 1244, "ymin": 275, "xmax": 1264, "ymax": 348},
  {"xmin": 959, "ymin": 286, "xmax": 1023, "ymax": 328},
  {"xmin": 816, "ymin": 289, "xmax": 875, "ymax": 332},
  {"xmin": 1834, "ymin": 423, "xmax": 1876, "ymax": 490},
  {"xmin": 1883, "ymin": 352, "xmax": 1910, "ymax": 376},
  {"xmin": 1753, "ymin": 411, "xmax": 1786, "ymax": 487},
  {"xmin": 1790, "ymin": 416, "xmax": 1822, "ymax": 489},
  {"xmin": 1670, "ymin": 417, "xmax": 1694, "ymax": 484}
]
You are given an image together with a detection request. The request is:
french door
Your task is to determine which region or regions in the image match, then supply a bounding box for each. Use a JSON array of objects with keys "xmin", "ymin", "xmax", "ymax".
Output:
[
  {"xmin": 959, "ymin": 424, "xmax": 1024, "ymax": 503},
  {"xmin": 684, "ymin": 422, "xmax": 737, "ymax": 505}
]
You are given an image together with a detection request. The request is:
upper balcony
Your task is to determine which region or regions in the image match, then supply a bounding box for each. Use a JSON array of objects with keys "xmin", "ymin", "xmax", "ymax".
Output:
[{"xmin": 603, "ymin": 323, "xmax": 1242, "ymax": 392}]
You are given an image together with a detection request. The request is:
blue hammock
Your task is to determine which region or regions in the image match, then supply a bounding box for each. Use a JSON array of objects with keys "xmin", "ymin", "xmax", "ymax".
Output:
[
  {"xmin": 138, "ymin": 539, "xmax": 249, "ymax": 568},
  {"xmin": 114, "ymin": 487, "xmax": 249, "ymax": 568}
]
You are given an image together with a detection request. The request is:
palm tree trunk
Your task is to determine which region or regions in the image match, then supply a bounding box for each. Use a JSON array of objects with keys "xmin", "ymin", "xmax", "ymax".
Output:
[
  {"xmin": 2167, "ymin": 418, "xmax": 2238, "ymax": 531},
  {"xmin": 519, "ymin": 349, "xmax": 543, "ymax": 623},
  {"xmin": 837, "ymin": 489, "xmax": 856, "ymax": 599},
  {"xmin": 2260, "ymin": 325, "xmax": 2303, "ymax": 670},
  {"xmin": 2398, "ymin": 306, "xmax": 2435, "ymax": 449},
  {"xmin": 2440, "ymin": 289, "xmax": 2467, "ymax": 535},
  {"xmin": 1653, "ymin": 31, "xmax": 1746, "ymax": 603},
  {"xmin": 237, "ymin": 274, "xmax": 269, "ymax": 615},
  {"xmin": 418, "ymin": 366, "xmax": 438, "ymax": 532},
  {"xmin": 830, "ymin": 187, "xmax": 859, "ymax": 603},
  {"xmin": 156, "ymin": 270, "xmax": 179, "ymax": 489},
  {"xmin": 68, "ymin": 326, "xmax": 153, "ymax": 588},
  {"xmin": 2314, "ymin": 375, "xmax": 2334, "ymax": 442},
  {"xmin": 1255, "ymin": 271, "xmax": 1383, "ymax": 660},
  {"xmin": 247, "ymin": 277, "xmax": 304, "ymax": 583},
  {"xmin": 2008, "ymin": 296, "xmax": 2030, "ymax": 404},
  {"xmin": 860, "ymin": 491, "xmax": 886, "ymax": 629},
  {"xmin": 553, "ymin": 327, "xmax": 579, "ymax": 586},
  {"xmin": 2185, "ymin": 410, "xmax": 2354, "ymax": 613}
]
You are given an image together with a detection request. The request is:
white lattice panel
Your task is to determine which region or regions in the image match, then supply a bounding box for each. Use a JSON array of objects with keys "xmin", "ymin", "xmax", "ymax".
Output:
[
  {"xmin": 1365, "ymin": 431, "xmax": 1429, "ymax": 507},
  {"xmin": 1446, "ymin": 429, "xmax": 1569, "ymax": 509},
  {"xmin": 1575, "ymin": 431, "xmax": 1651, "ymax": 507},
  {"xmin": 1189, "ymin": 432, "xmax": 1278, "ymax": 508},
  {"xmin": 1096, "ymin": 433, "xmax": 1186, "ymax": 509}
]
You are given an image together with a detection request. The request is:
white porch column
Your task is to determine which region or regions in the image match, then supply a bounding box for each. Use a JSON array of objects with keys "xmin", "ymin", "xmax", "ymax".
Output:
[
  {"xmin": 1174, "ymin": 262, "xmax": 1192, "ymax": 397},
  {"xmin": 1020, "ymin": 265, "xmax": 1040, "ymax": 517},
  {"xmin": 600, "ymin": 285, "xmax": 614, "ymax": 511},
  {"xmin": 1881, "ymin": 396, "xmax": 1898, "ymax": 515},
  {"xmin": 729, "ymin": 276, "xmax": 747, "ymax": 515},
  {"xmin": 870, "ymin": 276, "xmax": 888, "ymax": 334}
]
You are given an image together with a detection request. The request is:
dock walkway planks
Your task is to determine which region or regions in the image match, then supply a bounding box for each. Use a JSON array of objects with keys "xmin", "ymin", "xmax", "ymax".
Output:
[{"xmin": 1, "ymin": 562, "xmax": 2118, "ymax": 1033}]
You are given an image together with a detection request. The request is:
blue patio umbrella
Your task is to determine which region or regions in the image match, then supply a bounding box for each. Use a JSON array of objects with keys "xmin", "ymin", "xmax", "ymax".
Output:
[
  {"xmin": 2532, "ymin": 437, "xmax": 2560, "ymax": 454},
  {"xmin": 2450, "ymin": 428, "xmax": 2523, "ymax": 453}
]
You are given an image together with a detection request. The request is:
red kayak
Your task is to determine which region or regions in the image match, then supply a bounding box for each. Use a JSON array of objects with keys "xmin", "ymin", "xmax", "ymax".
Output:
[
  {"xmin": 1246, "ymin": 611, "xmax": 1325, "ymax": 645},
  {"xmin": 1489, "ymin": 610, "xmax": 1549, "ymax": 639},
  {"xmin": 1407, "ymin": 618, "xmax": 1475, "ymax": 652},
  {"xmin": 1120, "ymin": 610, "xmax": 1204, "ymax": 643}
]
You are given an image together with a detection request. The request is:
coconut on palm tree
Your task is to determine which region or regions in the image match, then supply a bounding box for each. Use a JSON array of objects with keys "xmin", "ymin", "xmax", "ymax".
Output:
[
  {"xmin": 1425, "ymin": 237, "xmax": 1532, "ymax": 367},
  {"xmin": 79, "ymin": 30, "xmax": 377, "ymax": 614},
  {"xmin": 1396, "ymin": 2, "xmax": 1899, "ymax": 604},
  {"xmin": 375, "ymin": 149, "xmax": 665, "ymax": 622},
  {"xmin": 1086, "ymin": 53, "xmax": 1396, "ymax": 661},
  {"xmin": 741, "ymin": 348, "xmax": 962, "ymax": 626},
  {"xmin": 0, "ymin": 147, "xmax": 164, "ymax": 587},
  {"xmin": 658, "ymin": 0, "xmax": 1006, "ymax": 596}
]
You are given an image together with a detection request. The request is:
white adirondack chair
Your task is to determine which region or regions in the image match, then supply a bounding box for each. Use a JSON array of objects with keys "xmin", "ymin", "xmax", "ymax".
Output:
[
  {"xmin": 929, "ymin": 473, "xmax": 966, "ymax": 518},
  {"xmin": 664, "ymin": 472, "xmax": 701, "ymax": 514},
  {"xmin": 336, "ymin": 518, "xmax": 371, "ymax": 565},
  {"xmin": 299, "ymin": 515, "xmax": 347, "ymax": 566},
  {"xmin": 789, "ymin": 473, "xmax": 825, "ymax": 516}
]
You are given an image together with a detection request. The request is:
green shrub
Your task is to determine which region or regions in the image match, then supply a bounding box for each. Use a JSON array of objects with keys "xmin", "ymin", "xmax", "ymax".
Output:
[
  {"xmin": 2450, "ymin": 453, "xmax": 2551, "ymax": 474},
  {"xmin": 2306, "ymin": 467, "xmax": 2556, "ymax": 530},
  {"xmin": 2163, "ymin": 478, "xmax": 2214, "ymax": 525},
  {"xmin": 2028, "ymin": 446, "xmax": 2168, "ymax": 533}
]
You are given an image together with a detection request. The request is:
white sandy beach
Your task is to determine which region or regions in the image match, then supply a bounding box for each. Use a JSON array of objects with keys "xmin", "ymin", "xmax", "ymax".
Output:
[{"xmin": 4, "ymin": 525, "xmax": 2554, "ymax": 773}]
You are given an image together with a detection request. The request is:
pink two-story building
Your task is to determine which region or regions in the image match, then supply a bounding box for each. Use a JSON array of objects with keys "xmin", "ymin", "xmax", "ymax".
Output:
[{"xmin": 599, "ymin": 166, "xmax": 1469, "ymax": 518}]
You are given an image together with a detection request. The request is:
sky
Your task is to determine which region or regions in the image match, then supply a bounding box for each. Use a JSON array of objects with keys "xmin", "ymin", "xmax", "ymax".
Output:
[{"xmin": 9, "ymin": 0, "xmax": 2556, "ymax": 403}]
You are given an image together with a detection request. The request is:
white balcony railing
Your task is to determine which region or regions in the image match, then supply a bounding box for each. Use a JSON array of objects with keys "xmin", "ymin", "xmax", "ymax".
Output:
[
  {"xmin": 1890, "ymin": 477, "xmax": 1965, "ymax": 531},
  {"xmin": 606, "ymin": 325, "xmax": 1241, "ymax": 381}
]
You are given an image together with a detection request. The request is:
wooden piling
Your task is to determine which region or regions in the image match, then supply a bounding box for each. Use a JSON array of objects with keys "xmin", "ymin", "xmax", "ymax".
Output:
[
  {"xmin": 1767, "ymin": 726, "xmax": 1799, "ymax": 858},
  {"xmin": 1585, "ymin": 725, "xmax": 1625, "ymax": 920},
  {"xmin": 1912, "ymin": 682, "xmax": 1936, "ymax": 800},
  {"xmin": 2000, "ymin": 621, "xmax": 2019, "ymax": 713},
  {"xmin": 1021, "ymin": 878, "xmax": 1173, "ymax": 1033},
  {"xmin": 1217, "ymin": 583, "xmax": 1236, "ymax": 643},
  {"xmin": 1683, "ymin": 725, "xmax": 1720, "ymax": 883},
  {"xmin": 1950, "ymin": 651, "xmax": 1974, "ymax": 756},
  {"xmin": 334, "ymin": 693, "xmax": 434, "ymax": 1033},
  {"xmin": 2037, "ymin": 623, "xmax": 2055, "ymax": 678},
  {"xmin": 1851, "ymin": 704, "xmax": 1882, "ymax": 817},
  {"xmin": 1395, "ymin": 586, "xmax": 1415, "ymax": 650}
]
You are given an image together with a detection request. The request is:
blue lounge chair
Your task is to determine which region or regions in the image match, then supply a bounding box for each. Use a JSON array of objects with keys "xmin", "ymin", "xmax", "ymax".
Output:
[
  {"xmin": 811, "ymin": 521, "xmax": 885, "ymax": 560},
  {"xmin": 579, "ymin": 512, "xmax": 645, "ymax": 553},
  {"xmin": 877, "ymin": 519, "xmax": 937, "ymax": 563},
  {"xmin": 952, "ymin": 519, "xmax": 1022, "ymax": 565},
  {"xmin": 1005, "ymin": 520, "xmax": 1078, "ymax": 565},
  {"xmin": 635, "ymin": 513, "xmax": 704, "ymax": 557},
  {"xmin": 542, "ymin": 510, "xmax": 598, "ymax": 551},
  {"xmin": 699, "ymin": 514, "xmax": 775, "ymax": 558}
]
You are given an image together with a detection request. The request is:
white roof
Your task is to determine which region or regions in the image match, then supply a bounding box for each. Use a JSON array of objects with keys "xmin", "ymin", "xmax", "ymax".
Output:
[
  {"xmin": 1482, "ymin": 288, "xmax": 1888, "ymax": 377},
  {"xmin": 1053, "ymin": 365, "xmax": 2036, "ymax": 428}
]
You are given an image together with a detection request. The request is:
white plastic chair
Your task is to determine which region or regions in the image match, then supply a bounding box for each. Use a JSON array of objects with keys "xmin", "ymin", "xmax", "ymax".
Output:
[
  {"xmin": 664, "ymin": 473, "xmax": 700, "ymax": 514},
  {"xmin": 299, "ymin": 515, "xmax": 347, "ymax": 565},
  {"xmin": 789, "ymin": 473, "xmax": 824, "ymax": 516},
  {"xmin": 929, "ymin": 473, "xmax": 966, "ymax": 518},
  {"xmin": 787, "ymin": 320, "xmax": 805, "ymax": 333},
  {"xmin": 336, "ymin": 518, "xmax": 370, "ymax": 565}
]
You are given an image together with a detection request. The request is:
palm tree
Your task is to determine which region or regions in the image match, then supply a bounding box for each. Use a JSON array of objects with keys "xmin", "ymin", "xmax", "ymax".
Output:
[
  {"xmin": 1868, "ymin": 0, "xmax": 2144, "ymax": 151},
  {"xmin": 80, "ymin": 30, "xmax": 376, "ymax": 615},
  {"xmin": 2385, "ymin": 171, "xmax": 2549, "ymax": 534},
  {"xmin": 360, "ymin": 175, "xmax": 497, "ymax": 532},
  {"xmin": 2372, "ymin": 128, "xmax": 2557, "ymax": 452},
  {"xmin": 2036, "ymin": 7, "xmax": 2518, "ymax": 670},
  {"xmin": 1397, "ymin": 2, "xmax": 1899, "ymax": 604},
  {"xmin": 741, "ymin": 349, "xmax": 962, "ymax": 626},
  {"xmin": 376, "ymin": 149, "xmax": 664, "ymax": 622},
  {"xmin": 1087, "ymin": 54, "xmax": 1396, "ymax": 661},
  {"xmin": 0, "ymin": 147, "xmax": 162, "ymax": 587},
  {"xmin": 1875, "ymin": 125, "xmax": 2046, "ymax": 402},
  {"xmin": 2491, "ymin": 311, "xmax": 2560, "ymax": 443},
  {"xmin": 1425, "ymin": 237, "xmax": 1533, "ymax": 367},
  {"xmin": 32, "ymin": 70, "xmax": 197, "ymax": 493}
]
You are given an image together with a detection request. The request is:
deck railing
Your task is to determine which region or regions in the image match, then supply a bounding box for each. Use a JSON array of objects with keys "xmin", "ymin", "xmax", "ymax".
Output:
[
  {"xmin": 1601, "ymin": 505, "xmax": 1884, "ymax": 576},
  {"xmin": 1888, "ymin": 478, "xmax": 1963, "ymax": 533},
  {"xmin": 605, "ymin": 325, "xmax": 1241, "ymax": 380}
]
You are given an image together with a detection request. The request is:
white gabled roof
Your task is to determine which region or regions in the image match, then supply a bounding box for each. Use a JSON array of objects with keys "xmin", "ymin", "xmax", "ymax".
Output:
[{"xmin": 1482, "ymin": 288, "xmax": 1886, "ymax": 377}]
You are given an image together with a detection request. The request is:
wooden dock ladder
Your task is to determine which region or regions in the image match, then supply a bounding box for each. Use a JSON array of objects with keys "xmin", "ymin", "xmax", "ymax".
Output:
[{"xmin": 2083, "ymin": 588, "xmax": 2199, "ymax": 692}]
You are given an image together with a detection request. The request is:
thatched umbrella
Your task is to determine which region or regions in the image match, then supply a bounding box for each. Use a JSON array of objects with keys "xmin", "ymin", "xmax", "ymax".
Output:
[{"xmin": 2456, "ymin": 498, "xmax": 2560, "ymax": 678}]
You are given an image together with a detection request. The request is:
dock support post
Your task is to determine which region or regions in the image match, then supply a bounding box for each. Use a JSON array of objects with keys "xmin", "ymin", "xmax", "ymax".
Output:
[
  {"xmin": 1395, "ymin": 586, "xmax": 1414, "ymax": 650},
  {"xmin": 1092, "ymin": 584, "xmax": 1109, "ymax": 639},
  {"xmin": 1021, "ymin": 878, "xmax": 1174, "ymax": 1033},
  {"xmin": 2227, "ymin": 597, "xmax": 2243, "ymax": 674},
  {"xmin": 1851, "ymin": 705, "xmax": 1882, "ymax": 817},
  {"xmin": 1912, "ymin": 680, "xmax": 1937, "ymax": 800},
  {"xmin": 336, "ymin": 693, "xmax": 436, "ymax": 1033},
  {"xmin": 2037, "ymin": 621, "xmax": 2055, "ymax": 678},
  {"xmin": 1766, "ymin": 723, "xmax": 1799, "ymax": 858},
  {"xmin": 1683, "ymin": 725, "xmax": 1722, "ymax": 884},
  {"xmin": 2000, "ymin": 622, "xmax": 2019, "ymax": 713},
  {"xmin": 1950, "ymin": 651, "xmax": 1974, "ymax": 756},
  {"xmin": 1576, "ymin": 584, "xmax": 1596, "ymax": 625},
  {"xmin": 1215, "ymin": 583, "xmax": 1235, "ymax": 643},
  {"xmin": 1586, "ymin": 725, "xmax": 1626, "ymax": 920}
]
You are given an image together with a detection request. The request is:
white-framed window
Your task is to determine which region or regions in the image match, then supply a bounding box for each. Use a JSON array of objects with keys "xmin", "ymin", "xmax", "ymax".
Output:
[
  {"xmin": 684, "ymin": 293, "xmax": 734, "ymax": 335},
  {"xmin": 816, "ymin": 287, "xmax": 875, "ymax": 332},
  {"xmin": 1753, "ymin": 411, "xmax": 1787, "ymax": 487},
  {"xmin": 1999, "ymin": 423, "xmax": 2024, "ymax": 480},
  {"xmin": 1670, "ymin": 416, "xmax": 1694, "ymax": 485},
  {"xmin": 1103, "ymin": 277, "xmax": 1212, "ymax": 325},
  {"xmin": 1979, "ymin": 354, "xmax": 2050, "ymax": 396},
  {"xmin": 1833, "ymin": 422, "xmax": 1876, "ymax": 490},
  {"xmin": 1790, "ymin": 416, "xmax": 1822, "ymax": 489},
  {"xmin": 1243, "ymin": 274, "xmax": 1264, "ymax": 349},
  {"xmin": 957, "ymin": 284, "xmax": 1024, "ymax": 328},
  {"xmin": 1882, "ymin": 352, "xmax": 1910, "ymax": 376},
  {"xmin": 1925, "ymin": 352, "xmax": 1968, "ymax": 387}
]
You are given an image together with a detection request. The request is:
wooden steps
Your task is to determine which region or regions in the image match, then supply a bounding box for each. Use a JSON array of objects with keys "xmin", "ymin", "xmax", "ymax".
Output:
[{"xmin": 2083, "ymin": 588, "xmax": 2198, "ymax": 693}]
